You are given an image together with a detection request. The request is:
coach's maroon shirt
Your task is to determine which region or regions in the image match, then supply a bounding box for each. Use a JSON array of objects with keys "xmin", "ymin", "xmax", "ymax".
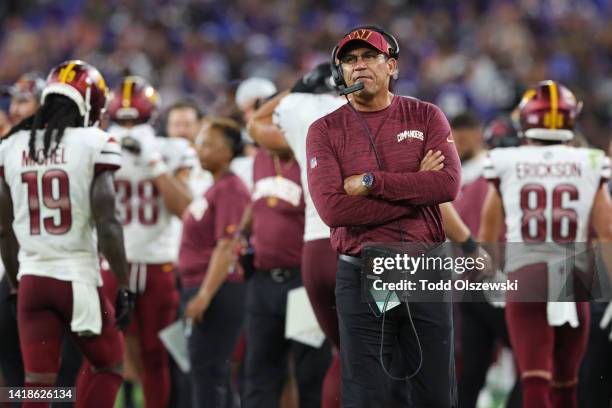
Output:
[
  {"xmin": 306, "ymin": 95, "xmax": 460, "ymax": 255},
  {"xmin": 178, "ymin": 173, "xmax": 250, "ymax": 288},
  {"xmin": 251, "ymin": 149, "xmax": 305, "ymax": 269}
]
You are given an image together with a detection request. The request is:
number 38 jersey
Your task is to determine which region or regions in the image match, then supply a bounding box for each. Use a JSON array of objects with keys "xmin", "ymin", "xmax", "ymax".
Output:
[
  {"xmin": 0, "ymin": 127, "xmax": 121, "ymax": 285},
  {"xmin": 484, "ymin": 145, "xmax": 611, "ymax": 244},
  {"xmin": 110, "ymin": 124, "xmax": 195, "ymax": 264}
]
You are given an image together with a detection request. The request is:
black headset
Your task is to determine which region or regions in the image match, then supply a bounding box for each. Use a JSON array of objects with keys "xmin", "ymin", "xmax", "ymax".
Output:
[{"xmin": 330, "ymin": 25, "xmax": 400, "ymax": 89}]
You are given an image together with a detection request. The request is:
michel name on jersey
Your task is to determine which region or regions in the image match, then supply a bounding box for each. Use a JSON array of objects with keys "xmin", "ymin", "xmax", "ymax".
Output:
[
  {"xmin": 515, "ymin": 161, "xmax": 581, "ymax": 179},
  {"xmin": 21, "ymin": 148, "xmax": 67, "ymax": 167}
]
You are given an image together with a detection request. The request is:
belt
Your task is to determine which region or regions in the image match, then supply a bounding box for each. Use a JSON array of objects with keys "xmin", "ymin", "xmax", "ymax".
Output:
[
  {"xmin": 258, "ymin": 267, "xmax": 300, "ymax": 283},
  {"xmin": 339, "ymin": 254, "xmax": 362, "ymax": 267}
]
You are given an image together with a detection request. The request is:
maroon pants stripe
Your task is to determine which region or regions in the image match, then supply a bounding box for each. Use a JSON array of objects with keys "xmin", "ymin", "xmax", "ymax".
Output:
[
  {"xmin": 100, "ymin": 263, "xmax": 178, "ymax": 408},
  {"xmin": 17, "ymin": 275, "xmax": 124, "ymax": 408},
  {"xmin": 302, "ymin": 238, "xmax": 341, "ymax": 408}
]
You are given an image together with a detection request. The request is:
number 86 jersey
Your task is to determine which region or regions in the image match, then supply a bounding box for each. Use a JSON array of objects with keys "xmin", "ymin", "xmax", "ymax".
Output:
[
  {"xmin": 0, "ymin": 128, "xmax": 121, "ymax": 285},
  {"xmin": 484, "ymin": 145, "xmax": 611, "ymax": 244}
]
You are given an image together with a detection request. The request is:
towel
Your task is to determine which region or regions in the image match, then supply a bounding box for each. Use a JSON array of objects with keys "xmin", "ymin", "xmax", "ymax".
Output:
[
  {"xmin": 547, "ymin": 301, "xmax": 579, "ymax": 328},
  {"xmin": 545, "ymin": 257, "xmax": 579, "ymax": 327},
  {"xmin": 71, "ymin": 281, "xmax": 102, "ymax": 336}
]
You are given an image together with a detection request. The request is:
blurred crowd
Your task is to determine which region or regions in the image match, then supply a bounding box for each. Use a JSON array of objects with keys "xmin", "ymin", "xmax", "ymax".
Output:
[{"xmin": 1, "ymin": 0, "xmax": 611, "ymax": 146}]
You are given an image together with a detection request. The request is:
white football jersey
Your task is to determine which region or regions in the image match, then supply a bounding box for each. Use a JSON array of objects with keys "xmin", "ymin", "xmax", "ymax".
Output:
[
  {"xmin": 273, "ymin": 92, "xmax": 345, "ymax": 241},
  {"xmin": 231, "ymin": 155, "xmax": 254, "ymax": 192},
  {"xmin": 110, "ymin": 124, "xmax": 195, "ymax": 263},
  {"xmin": 0, "ymin": 127, "xmax": 121, "ymax": 285},
  {"xmin": 484, "ymin": 145, "xmax": 610, "ymax": 244}
]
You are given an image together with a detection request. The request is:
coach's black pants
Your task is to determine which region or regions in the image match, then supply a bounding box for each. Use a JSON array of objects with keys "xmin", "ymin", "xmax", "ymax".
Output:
[
  {"xmin": 183, "ymin": 282, "xmax": 245, "ymax": 408},
  {"xmin": 336, "ymin": 259, "xmax": 457, "ymax": 408},
  {"xmin": 243, "ymin": 269, "xmax": 331, "ymax": 408}
]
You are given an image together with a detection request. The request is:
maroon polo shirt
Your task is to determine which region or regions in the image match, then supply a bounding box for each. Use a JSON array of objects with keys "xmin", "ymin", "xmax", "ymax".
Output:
[
  {"xmin": 453, "ymin": 176, "xmax": 489, "ymax": 236},
  {"xmin": 178, "ymin": 173, "xmax": 250, "ymax": 288},
  {"xmin": 251, "ymin": 149, "xmax": 305, "ymax": 269},
  {"xmin": 306, "ymin": 95, "xmax": 460, "ymax": 255}
]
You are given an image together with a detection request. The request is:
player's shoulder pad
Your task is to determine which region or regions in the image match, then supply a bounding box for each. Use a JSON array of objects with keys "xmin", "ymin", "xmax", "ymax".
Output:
[
  {"xmin": 579, "ymin": 147, "xmax": 611, "ymax": 175},
  {"xmin": 483, "ymin": 147, "xmax": 519, "ymax": 179},
  {"xmin": 64, "ymin": 126, "xmax": 110, "ymax": 148}
]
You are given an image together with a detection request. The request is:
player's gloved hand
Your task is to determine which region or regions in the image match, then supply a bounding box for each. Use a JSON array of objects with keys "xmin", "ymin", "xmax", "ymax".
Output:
[
  {"xmin": 291, "ymin": 63, "xmax": 335, "ymax": 94},
  {"xmin": 461, "ymin": 237, "xmax": 494, "ymax": 281},
  {"xmin": 115, "ymin": 288, "xmax": 136, "ymax": 330},
  {"xmin": 599, "ymin": 301, "xmax": 612, "ymax": 341},
  {"xmin": 120, "ymin": 136, "xmax": 142, "ymax": 155}
]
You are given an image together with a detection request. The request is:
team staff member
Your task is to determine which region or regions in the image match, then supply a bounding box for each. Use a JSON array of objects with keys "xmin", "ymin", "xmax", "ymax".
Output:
[
  {"xmin": 0, "ymin": 72, "xmax": 45, "ymax": 394},
  {"xmin": 247, "ymin": 62, "xmax": 345, "ymax": 408},
  {"xmin": 307, "ymin": 26, "xmax": 460, "ymax": 407},
  {"xmin": 166, "ymin": 100, "xmax": 204, "ymax": 144},
  {"xmin": 178, "ymin": 118, "xmax": 250, "ymax": 408},
  {"xmin": 241, "ymin": 145, "xmax": 331, "ymax": 407},
  {"xmin": 450, "ymin": 112, "xmax": 521, "ymax": 408},
  {"xmin": 2, "ymin": 73, "xmax": 45, "ymax": 125}
]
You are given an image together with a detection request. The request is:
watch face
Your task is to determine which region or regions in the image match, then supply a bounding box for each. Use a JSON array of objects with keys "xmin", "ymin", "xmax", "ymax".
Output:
[{"xmin": 362, "ymin": 173, "xmax": 373, "ymax": 187}]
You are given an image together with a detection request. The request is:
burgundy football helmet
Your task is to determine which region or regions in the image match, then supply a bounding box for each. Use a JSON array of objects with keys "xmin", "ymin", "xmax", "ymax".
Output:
[
  {"xmin": 42, "ymin": 60, "xmax": 109, "ymax": 126},
  {"xmin": 107, "ymin": 76, "xmax": 160, "ymax": 124},
  {"xmin": 517, "ymin": 80, "xmax": 582, "ymax": 141}
]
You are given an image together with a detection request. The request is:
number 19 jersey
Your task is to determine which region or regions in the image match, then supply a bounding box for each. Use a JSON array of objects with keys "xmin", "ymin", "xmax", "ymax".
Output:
[
  {"xmin": 0, "ymin": 128, "xmax": 121, "ymax": 285},
  {"xmin": 484, "ymin": 145, "xmax": 610, "ymax": 244}
]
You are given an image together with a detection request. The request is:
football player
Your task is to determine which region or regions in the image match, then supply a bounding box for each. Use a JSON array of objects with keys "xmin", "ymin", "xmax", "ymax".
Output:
[
  {"xmin": 0, "ymin": 71, "xmax": 86, "ymax": 401},
  {"xmin": 0, "ymin": 60, "xmax": 134, "ymax": 408},
  {"xmin": 102, "ymin": 76, "xmax": 194, "ymax": 408},
  {"xmin": 480, "ymin": 80, "xmax": 612, "ymax": 408}
]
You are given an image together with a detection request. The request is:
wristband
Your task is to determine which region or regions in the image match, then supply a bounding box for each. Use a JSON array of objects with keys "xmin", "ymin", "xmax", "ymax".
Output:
[
  {"xmin": 149, "ymin": 160, "xmax": 169, "ymax": 178},
  {"xmin": 461, "ymin": 235, "xmax": 478, "ymax": 254}
]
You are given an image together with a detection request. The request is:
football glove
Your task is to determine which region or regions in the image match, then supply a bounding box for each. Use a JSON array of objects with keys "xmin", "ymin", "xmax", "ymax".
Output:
[
  {"xmin": 115, "ymin": 288, "xmax": 136, "ymax": 330},
  {"xmin": 291, "ymin": 62, "xmax": 335, "ymax": 94}
]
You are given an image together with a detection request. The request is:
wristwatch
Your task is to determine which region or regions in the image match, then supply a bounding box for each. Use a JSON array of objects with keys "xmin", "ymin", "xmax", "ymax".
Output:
[{"xmin": 362, "ymin": 172, "xmax": 375, "ymax": 189}]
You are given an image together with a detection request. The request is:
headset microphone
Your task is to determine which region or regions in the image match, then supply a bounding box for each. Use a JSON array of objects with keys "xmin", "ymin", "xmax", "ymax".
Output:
[{"xmin": 339, "ymin": 81, "xmax": 364, "ymax": 96}]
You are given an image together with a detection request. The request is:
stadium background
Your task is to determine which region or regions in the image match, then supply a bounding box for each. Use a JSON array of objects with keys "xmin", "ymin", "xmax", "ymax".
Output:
[
  {"xmin": 0, "ymin": 0, "xmax": 611, "ymax": 148},
  {"xmin": 0, "ymin": 1, "xmax": 611, "ymax": 407}
]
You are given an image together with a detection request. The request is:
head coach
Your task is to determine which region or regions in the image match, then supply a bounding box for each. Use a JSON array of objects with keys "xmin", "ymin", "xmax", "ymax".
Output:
[{"xmin": 306, "ymin": 25, "xmax": 460, "ymax": 407}]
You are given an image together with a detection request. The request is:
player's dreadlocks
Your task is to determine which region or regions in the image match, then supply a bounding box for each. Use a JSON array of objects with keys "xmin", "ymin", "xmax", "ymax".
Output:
[{"xmin": 3, "ymin": 94, "xmax": 83, "ymax": 160}]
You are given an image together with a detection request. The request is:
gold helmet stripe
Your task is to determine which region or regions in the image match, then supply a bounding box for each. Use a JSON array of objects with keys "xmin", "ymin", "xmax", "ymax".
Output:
[
  {"xmin": 548, "ymin": 81, "xmax": 558, "ymax": 129},
  {"xmin": 122, "ymin": 77, "xmax": 134, "ymax": 108}
]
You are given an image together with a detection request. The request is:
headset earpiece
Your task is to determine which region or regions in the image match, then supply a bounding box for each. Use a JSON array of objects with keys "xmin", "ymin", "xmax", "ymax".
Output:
[{"xmin": 330, "ymin": 44, "xmax": 346, "ymax": 88}]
